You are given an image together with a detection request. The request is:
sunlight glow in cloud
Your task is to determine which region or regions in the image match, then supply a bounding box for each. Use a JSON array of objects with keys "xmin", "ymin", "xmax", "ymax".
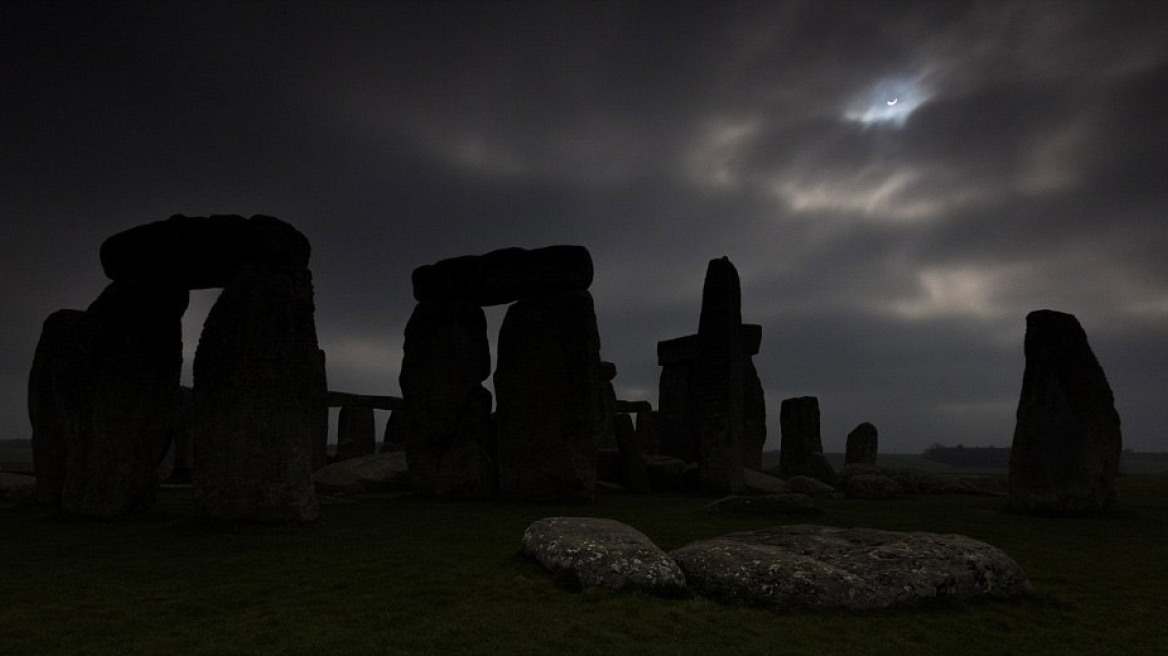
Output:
[
  {"xmin": 844, "ymin": 75, "xmax": 931, "ymax": 127},
  {"xmin": 887, "ymin": 266, "xmax": 1016, "ymax": 321}
]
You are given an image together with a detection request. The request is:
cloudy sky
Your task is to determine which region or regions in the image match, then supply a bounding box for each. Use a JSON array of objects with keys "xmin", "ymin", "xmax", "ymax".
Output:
[{"xmin": 3, "ymin": 1, "xmax": 1166, "ymax": 453}]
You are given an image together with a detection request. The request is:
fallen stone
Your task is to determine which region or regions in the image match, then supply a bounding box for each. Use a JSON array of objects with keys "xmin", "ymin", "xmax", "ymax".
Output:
[
  {"xmin": 845, "ymin": 474, "xmax": 902, "ymax": 499},
  {"xmin": 312, "ymin": 452, "xmax": 410, "ymax": 495},
  {"xmin": 521, "ymin": 517, "xmax": 685, "ymax": 594},
  {"xmin": 0, "ymin": 473, "xmax": 37, "ymax": 501},
  {"xmin": 1009, "ymin": 310, "xmax": 1122, "ymax": 514},
  {"xmin": 703, "ymin": 493, "xmax": 820, "ymax": 516},
  {"xmin": 642, "ymin": 455, "xmax": 689, "ymax": 492},
  {"xmin": 669, "ymin": 525, "xmax": 1032, "ymax": 610},
  {"xmin": 743, "ymin": 468, "xmax": 789, "ymax": 495},
  {"xmin": 786, "ymin": 475, "xmax": 836, "ymax": 496}
]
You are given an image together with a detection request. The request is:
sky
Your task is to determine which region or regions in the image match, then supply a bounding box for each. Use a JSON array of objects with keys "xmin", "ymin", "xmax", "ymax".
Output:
[{"xmin": 2, "ymin": 1, "xmax": 1166, "ymax": 454}]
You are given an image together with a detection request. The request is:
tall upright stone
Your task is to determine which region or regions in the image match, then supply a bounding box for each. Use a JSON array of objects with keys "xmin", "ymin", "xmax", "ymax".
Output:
[
  {"xmin": 495, "ymin": 291, "xmax": 602, "ymax": 501},
  {"xmin": 779, "ymin": 396, "xmax": 835, "ymax": 484},
  {"xmin": 845, "ymin": 422, "xmax": 879, "ymax": 466},
  {"xmin": 46, "ymin": 282, "xmax": 186, "ymax": 518},
  {"xmin": 193, "ymin": 263, "xmax": 324, "ymax": 523},
  {"xmin": 695, "ymin": 257, "xmax": 744, "ymax": 494},
  {"xmin": 28, "ymin": 309, "xmax": 85, "ymax": 510},
  {"xmin": 1009, "ymin": 310, "xmax": 1122, "ymax": 514},
  {"xmin": 399, "ymin": 300, "xmax": 494, "ymax": 496},
  {"xmin": 335, "ymin": 406, "xmax": 377, "ymax": 462}
]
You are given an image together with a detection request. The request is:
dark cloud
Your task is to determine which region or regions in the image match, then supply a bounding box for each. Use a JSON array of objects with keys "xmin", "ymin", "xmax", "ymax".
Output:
[{"xmin": 2, "ymin": 1, "xmax": 1166, "ymax": 452}]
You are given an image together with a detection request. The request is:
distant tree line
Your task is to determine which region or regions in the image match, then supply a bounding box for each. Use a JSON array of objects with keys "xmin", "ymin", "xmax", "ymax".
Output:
[{"xmin": 921, "ymin": 444, "xmax": 1012, "ymax": 468}]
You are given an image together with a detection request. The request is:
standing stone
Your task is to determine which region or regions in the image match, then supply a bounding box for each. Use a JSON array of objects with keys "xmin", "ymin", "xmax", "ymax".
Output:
[
  {"xmin": 1009, "ymin": 310, "xmax": 1122, "ymax": 514},
  {"xmin": 495, "ymin": 291, "xmax": 602, "ymax": 501},
  {"xmin": 399, "ymin": 300, "xmax": 494, "ymax": 496},
  {"xmin": 164, "ymin": 386, "xmax": 195, "ymax": 483},
  {"xmin": 58, "ymin": 281, "xmax": 186, "ymax": 518},
  {"xmin": 845, "ymin": 422, "xmax": 879, "ymax": 466},
  {"xmin": 656, "ymin": 354, "xmax": 698, "ymax": 462},
  {"xmin": 779, "ymin": 396, "xmax": 836, "ymax": 484},
  {"xmin": 28, "ymin": 309, "xmax": 85, "ymax": 509},
  {"xmin": 335, "ymin": 406, "xmax": 376, "ymax": 462},
  {"xmin": 311, "ymin": 349, "xmax": 329, "ymax": 471},
  {"xmin": 193, "ymin": 265, "xmax": 324, "ymax": 522},
  {"xmin": 635, "ymin": 410, "xmax": 660, "ymax": 456},
  {"xmin": 695, "ymin": 257, "xmax": 744, "ymax": 494},
  {"xmin": 614, "ymin": 413, "xmax": 650, "ymax": 493},
  {"xmin": 742, "ymin": 358, "xmax": 767, "ymax": 471}
]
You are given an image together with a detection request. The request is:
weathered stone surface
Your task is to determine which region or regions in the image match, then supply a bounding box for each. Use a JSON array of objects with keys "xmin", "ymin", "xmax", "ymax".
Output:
[
  {"xmin": 326, "ymin": 391, "xmax": 404, "ymax": 410},
  {"xmin": 844, "ymin": 474, "xmax": 902, "ymax": 499},
  {"xmin": 100, "ymin": 214, "xmax": 310, "ymax": 289},
  {"xmin": 495, "ymin": 292, "xmax": 601, "ymax": 501},
  {"xmin": 614, "ymin": 413, "xmax": 649, "ymax": 493},
  {"xmin": 1009, "ymin": 310, "xmax": 1122, "ymax": 514},
  {"xmin": 521, "ymin": 517, "xmax": 685, "ymax": 593},
  {"xmin": 51, "ymin": 282, "xmax": 186, "ymax": 518},
  {"xmin": 786, "ymin": 475, "xmax": 836, "ymax": 496},
  {"xmin": 400, "ymin": 300, "xmax": 494, "ymax": 496},
  {"xmin": 192, "ymin": 265, "xmax": 323, "ymax": 523},
  {"xmin": 779, "ymin": 397, "xmax": 836, "ymax": 484},
  {"xmin": 743, "ymin": 468, "xmax": 789, "ymax": 495},
  {"xmin": 844, "ymin": 422, "xmax": 878, "ymax": 466},
  {"xmin": 742, "ymin": 358, "xmax": 766, "ymax": 471},
  {"xmin": 669, "ymin": 525, "xmax": 1031, "ymax": 610},
  {"xmin": 695, "ymin": 256, "xmax": 744, "ymax": 495},
  {"xmin": 312, "ymin": 452, "xmax": 410, "ymax": 495},
  {"xmin": 28, "ymin": 309, "xmax": 84, "ymax": 509},
  {"xmin": 335, "ymin": 406, "xmax": 376, "ymax": 462},
  {"xmin": 412, "ymin": 245, "xmax": 593, "ymax": 305},
  {"xmin": 703, "ymin": 493, "xmax": 819, "ymax": 516}
]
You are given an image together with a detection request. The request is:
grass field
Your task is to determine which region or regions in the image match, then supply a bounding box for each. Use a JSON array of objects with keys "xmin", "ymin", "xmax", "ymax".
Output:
[{"xmin": 3, "ymin": 476, "xmax": 1166, "ymax": 655}]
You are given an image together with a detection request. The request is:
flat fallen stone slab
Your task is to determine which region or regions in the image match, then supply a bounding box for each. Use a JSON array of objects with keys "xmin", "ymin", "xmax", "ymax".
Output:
[
  {"xmin": 312, "ymin": 452, "xmax": 410, "ymax": 495},
  {"xmin": 522, "ymin": 517, "xmax": 685, "ymax": 594},
  {"xmin": 669, "ymin": 524, "xmax": 1031, "ymax": 610}
]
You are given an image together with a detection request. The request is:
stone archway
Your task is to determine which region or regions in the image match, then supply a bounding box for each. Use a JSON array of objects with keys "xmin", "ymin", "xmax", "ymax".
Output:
[{"xmin": 29, "ymin": 214, "xmax": 325, "ymax": 521}]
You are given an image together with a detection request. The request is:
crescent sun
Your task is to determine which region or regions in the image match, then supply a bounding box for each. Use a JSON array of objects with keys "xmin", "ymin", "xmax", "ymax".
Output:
[{"xmin": 887, "ymin": 98, "xmax": 898, "ymax": 106}]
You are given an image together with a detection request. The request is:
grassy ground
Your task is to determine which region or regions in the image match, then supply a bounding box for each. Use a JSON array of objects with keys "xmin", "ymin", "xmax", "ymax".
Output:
[{"xmin": 2, "ymin": 477, "xmax": 1166, "ymax": 656}]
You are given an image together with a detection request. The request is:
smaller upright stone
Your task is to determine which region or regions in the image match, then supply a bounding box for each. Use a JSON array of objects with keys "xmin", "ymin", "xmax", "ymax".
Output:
[
  {"xmin": 844, "ymin": 422, "xmax": 879, "ymax": 466},
  {"xmin": 779, "ymin": 396, "xmax": 835, "ymax": 484},
  {"xmin": 335, "ymin": 406, "xmax": 376, "ymax": 462},
  {"xmin": 614, "ymin": 414, "xmax": 650, "ymax": 493},
  {"xmin": 1009, "ymin": 310, "xmax": 1122, "ymax": 514}
]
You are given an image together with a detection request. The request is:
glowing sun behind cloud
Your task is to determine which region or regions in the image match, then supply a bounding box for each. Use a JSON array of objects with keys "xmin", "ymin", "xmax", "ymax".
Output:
[{"xmin": 845, "ymin": 74, "xmax": 931, "ymax": 127}]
